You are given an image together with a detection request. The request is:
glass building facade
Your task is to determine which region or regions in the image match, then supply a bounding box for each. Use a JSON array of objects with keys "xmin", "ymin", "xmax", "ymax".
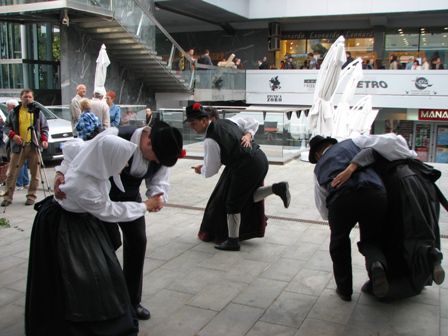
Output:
[{"xmin": 0, "ymin": 21, "xmax": 60, "ymax": 92}]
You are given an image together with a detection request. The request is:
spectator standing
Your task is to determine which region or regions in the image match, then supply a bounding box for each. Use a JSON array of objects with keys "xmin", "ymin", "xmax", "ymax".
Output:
[
  {"xmin": 411, "ymin": 60, "xmax": 422, "ymax": 70},
  {"xmin": 405, "ymin": 57, "xmax": 414, "ymax": 70},
  {"xmin": 197, "ymin": 49, "xmax": 213, "ymax": 66},
  {"xmin": 90, "ymin": 87, "xmax": 110, "ymax": 129},
  {"xmin": 431, "ymin": 56, "xmax": 444, "ymax": 69},
  {"xmin": 106, "ymin": 90, "xmax": 121, "ymax": 127},
  {"xmin": 75, "ymin": 99, "xmax": 101, "ymax": 141},
  {"xmin": 421, "ymin": 57, "xmax": 430, "ymax": 70},
  {"xmin": 342, "ymin": 51, "xmax": 354, "ymax": 69},
  {"xmin": 258, "ymin": 56, "xmax": 269, "ymax": 69},
  {"xmin": 389, "ymin": 54, "xmax": 400, "ymax": 70},
  {"xmin": 284, "ymin": 56, "xmax": 295, "ymax": 69},
  {"xmin": 307, "ymin": 52, "xmax": 317, "ymax": 69},
  {"xmin": 70, "ymin": 84, "xmax": 86, "ymax": 134},
  {"xmin": 2, "ymin": 89, "xmax": 48, "ymax": 207}
]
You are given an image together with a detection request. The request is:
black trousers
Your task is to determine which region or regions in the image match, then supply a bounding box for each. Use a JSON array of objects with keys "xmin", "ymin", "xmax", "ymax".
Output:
[
  {"xmin": 118, "ymin": 216, "xmax": 147, "ymax": 306},
  {"xmin": 328, "ymin": 188, "xmax": 387, "ymax": 295}
]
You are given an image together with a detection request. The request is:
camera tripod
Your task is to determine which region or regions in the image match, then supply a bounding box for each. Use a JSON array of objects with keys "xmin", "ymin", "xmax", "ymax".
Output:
[{"xmin": 1, "ymin": 119, "xmax": 52, "ymax": 212}]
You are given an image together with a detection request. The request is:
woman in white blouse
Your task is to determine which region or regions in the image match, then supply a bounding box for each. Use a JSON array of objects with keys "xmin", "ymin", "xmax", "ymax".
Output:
[{"xmin": 25, "ymin": 129, "xmax": 159, "ymax": 335}]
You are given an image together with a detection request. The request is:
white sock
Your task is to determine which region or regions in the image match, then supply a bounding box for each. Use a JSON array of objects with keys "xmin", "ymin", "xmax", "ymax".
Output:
[
  {"xmin": 253, "ymin": 185, "xmax": 273, "ymax": 202},
  {"xmin": 227, "ymin": 213, "xmax": 241, "ymax": 238}
]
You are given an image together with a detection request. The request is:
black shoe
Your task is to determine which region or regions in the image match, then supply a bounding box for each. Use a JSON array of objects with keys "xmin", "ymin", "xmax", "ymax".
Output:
[
  {"xmin": 135, "ymin": 304, "xmax": 151, "ymax": 320},
  {"xmin": 272, "ymin": 182, "xmax": 291, "ymax": 208},
  {"xmin": 1, "ymin": 199, "xmax": 11, "ymax": 207},
  {"xmin": 215, "ymin": 238, "xmax": 240, "ymax": 251},
  {"xmin": 335, "ymin": 288, "xmax": 351, "ymax": 302},
  {"xmin": 371, "ymin": 261, "xmax": 389, "ymax": 298},
  {"xmin": 361, "ymin": 280, "xmax": 373, "ymax": 296},
  {"xmin": 431, "ymin": 248, "xmax": 445, "ymax": 285}
]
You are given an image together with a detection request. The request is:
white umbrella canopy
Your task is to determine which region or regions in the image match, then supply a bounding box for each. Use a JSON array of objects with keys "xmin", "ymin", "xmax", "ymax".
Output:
[
  {"xmin": 308, "ymin": 35, "xmax": 346, "ymax": 136},
  {"xmin": 348, "ymin": 95, "xmax": 378, "ymax": 137},
  {"xmin": 332, "ymin": 58, "xmax": 364, "ymax": 139},
  {"xmin": 94, "ymin": 44, "xmax": 111, "ymax": 92}
]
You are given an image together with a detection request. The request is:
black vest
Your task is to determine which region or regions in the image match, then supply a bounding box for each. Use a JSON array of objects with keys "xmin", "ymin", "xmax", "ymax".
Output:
[
  {"xmin": 315, "ymin": 139, "xmax": 384, "ymax": 205},
  {"xmin": 109, "ymin": 126, "xmax": 162, "ymax": 202},
  {"xmin": 205, "ymin": 119, "xmax": 259, "ymax": 166}
]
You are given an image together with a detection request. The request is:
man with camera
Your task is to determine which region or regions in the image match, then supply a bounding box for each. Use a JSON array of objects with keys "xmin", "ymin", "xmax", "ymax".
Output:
[{"xmin": 2, "ymin": 89, "xmax": 48, "ymax": 207}]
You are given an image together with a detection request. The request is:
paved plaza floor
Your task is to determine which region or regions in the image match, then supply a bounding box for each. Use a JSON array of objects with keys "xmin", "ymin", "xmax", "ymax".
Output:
[{"xmin": 0, "ymin": 158, "xmax": 447, "ymax": 335}]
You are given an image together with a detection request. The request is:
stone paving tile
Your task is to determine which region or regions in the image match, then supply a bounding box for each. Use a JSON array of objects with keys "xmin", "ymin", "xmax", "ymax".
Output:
[
  {"xmin": 261, "ymin": 291, "xmax": 317, "ymax": 328},
  {"xmin": 140, "ymin": 288, "xmax": 193, "ymax": 324},
  {"xmin": 189, "ymin": 280, "xmax": 247, "ymax": 311},
  {"xmin": 295, "ymin": 318, "xmax": 345, "ymax": 336},
  {"xmin": 308, "ymin": 288, "xmax": 359, "ymax": 324},
  {"xmin": 442, "ymin": 288, "xmax": 448, "ymax": 319},
  {"xmin": 260, "ymin": 257, "xmax": 305, "ymax": 282},
  {"xmin": 282, "ymin": 241, "xmax": 320, "ymax": 261},
  {"xmin": 197, "ymin": 303, "xmax": 264, "ymax": 336},
  {"xmin": 233, "ymin": 277, "xmax": 288, "ymax": 309},
  {"xmin": 0, "ymin": 288, "xmax": 24, "ymax": 307},
  {"xmin": 245, "ymin": 320, "xmax": 297, "ymax": 336},
  {"xmin": 167, "ymin": 267, "xmax": 225, "ymax": 295},
  {"xmin": 224, "ymin": 258, "xmax": 269, "ymax": 284},
  {"xmin": 0, "ymin": 302, "xmax": 24, "ymax": 331},
  {"xmin": 286, "ymin": 268, "xmax": 333, "ymax": 296},
  {"xmin": 144, "ymin": 305, "xmax": 216, "ymax": 336},
  {"xmin": 349, "ymin": 300, "xmax": 440, "ymax": 336}
]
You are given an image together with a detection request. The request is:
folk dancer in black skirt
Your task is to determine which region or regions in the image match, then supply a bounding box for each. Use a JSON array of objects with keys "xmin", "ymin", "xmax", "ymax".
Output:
[
  {"xmin": 25, "ymin": 129, "xmax": 165, "ymax": 335},
  {"xmin": 331, "ymin": 133, "xmax": 445, "ymax": 300},
  {"xmin": 309, "ymin": 135, "xmax": 389, "ymax": 301},
  {"xmin": 186, "ymin": 102, "xmax": 291, "ymax": 251},
  {"xmin": 54, "ymin": 121, "xmax": 184, "ymax": 320}
]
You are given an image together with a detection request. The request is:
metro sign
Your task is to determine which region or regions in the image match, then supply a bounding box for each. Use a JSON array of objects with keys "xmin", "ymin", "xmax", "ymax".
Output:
[{"xmin": 419, "ymin": 109, "xmax": 448, "ymax": 121}]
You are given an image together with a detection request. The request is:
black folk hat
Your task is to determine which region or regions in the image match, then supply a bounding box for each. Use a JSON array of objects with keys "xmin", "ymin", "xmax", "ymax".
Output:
[
  {"xmin": 308, "ymin": 135, "xmax": 337, "ymax": 164},
  {"xmin": 151, "ymin": 120, "xmax": 183, "ymax": 167},
  {"xmin": 184, "ymin": 102, "xmax": 209, "ymax": 123}
]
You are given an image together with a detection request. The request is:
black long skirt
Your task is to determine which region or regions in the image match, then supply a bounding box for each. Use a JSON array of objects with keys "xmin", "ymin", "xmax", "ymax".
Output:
[
  {"xmin": 25, "ymin": 196, "xmax": 138, "ymax": 335},
  {"xmin": 198, "ymin": 150, "xmax": 268, "ymax": 243},
  {"xmin": 380, "ymin": 160, "xmax": 441, "ymax": 298}
]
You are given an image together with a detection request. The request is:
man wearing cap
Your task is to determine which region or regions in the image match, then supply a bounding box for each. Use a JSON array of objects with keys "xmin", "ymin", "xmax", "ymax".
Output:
[
  {"xmin": 309, "ymin": 135, "xmax": 389, "ymax": 301},
  {"xmin": 54, "ymin": 120, "xmax": 183, "ymax": 320},
  {"xmin": 90, "ymin": 87, "xmax": 110, "ymax": 129},
  {"xmin": 186, "ymin": 102, "xmax": 290, "ymax": 252}
]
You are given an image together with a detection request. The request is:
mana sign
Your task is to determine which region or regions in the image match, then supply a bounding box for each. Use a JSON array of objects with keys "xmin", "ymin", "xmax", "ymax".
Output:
[{"xmin": 419, "ymin": 109, "xmax": 448, "ymax": 121}]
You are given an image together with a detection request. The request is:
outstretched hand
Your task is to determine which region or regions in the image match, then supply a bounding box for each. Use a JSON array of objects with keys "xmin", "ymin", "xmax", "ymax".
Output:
[
  {"xmin": 193, "ymin": 165, "xmax": 202, "ymax": 174},
  {"xmin": 144, "ymin": 192, "xmax": 164, "ymax": 212},
  {"xmin": 54, "ymin": 172, "xmax": 66, "ymax": 199},
  {"xmin": 241, "ymin": 133, "xmax": 252, "ymax": 148}
]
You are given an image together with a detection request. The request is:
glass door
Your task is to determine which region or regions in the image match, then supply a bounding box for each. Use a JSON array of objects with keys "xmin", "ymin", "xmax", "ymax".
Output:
[
  {"xmin": 434, "ymin": 124, "xmax": 448, "ymax": 163},
  {"xmin": 413, "ymin": 123, "xmax": 432, "ymax": 162}
]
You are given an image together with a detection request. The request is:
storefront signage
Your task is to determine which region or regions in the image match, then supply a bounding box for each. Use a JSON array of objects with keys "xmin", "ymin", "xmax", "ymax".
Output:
[
  {"xmin": 246, "ymin": 70, "xmax": 448, "ymax": 109},
  {"xmin": 281, "ymin": 31, "xmax": 374, "ymax": 40},
  {"xmin": 419, "ymin": 109, "xmax": 448, "ymax": 121}
]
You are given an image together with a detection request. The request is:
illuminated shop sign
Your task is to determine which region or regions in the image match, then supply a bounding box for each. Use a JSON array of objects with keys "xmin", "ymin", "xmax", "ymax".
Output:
[
  {"xmin": 281, "ymin": 31, "xmax": 374, "ymax": 39},
  {"xmin": 419, "ymin": 109, "xmax": 448, "ymax": 121}
]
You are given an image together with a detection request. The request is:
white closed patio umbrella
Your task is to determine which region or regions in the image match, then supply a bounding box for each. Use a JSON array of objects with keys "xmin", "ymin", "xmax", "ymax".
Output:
[
  {"xmin": 348, "ymin": 95, "xmax": 378, "ymax": 137},
  {"xmin": 308, "ymin": 36, "xmax": 346, "ymax": 136},
  {"xmin": 332, "ymin": 57, "xmax": 364, "ymax": 139},
  {"xmin": 94, "ymin": 44, "xmax": 110, "ymax": 93}
]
